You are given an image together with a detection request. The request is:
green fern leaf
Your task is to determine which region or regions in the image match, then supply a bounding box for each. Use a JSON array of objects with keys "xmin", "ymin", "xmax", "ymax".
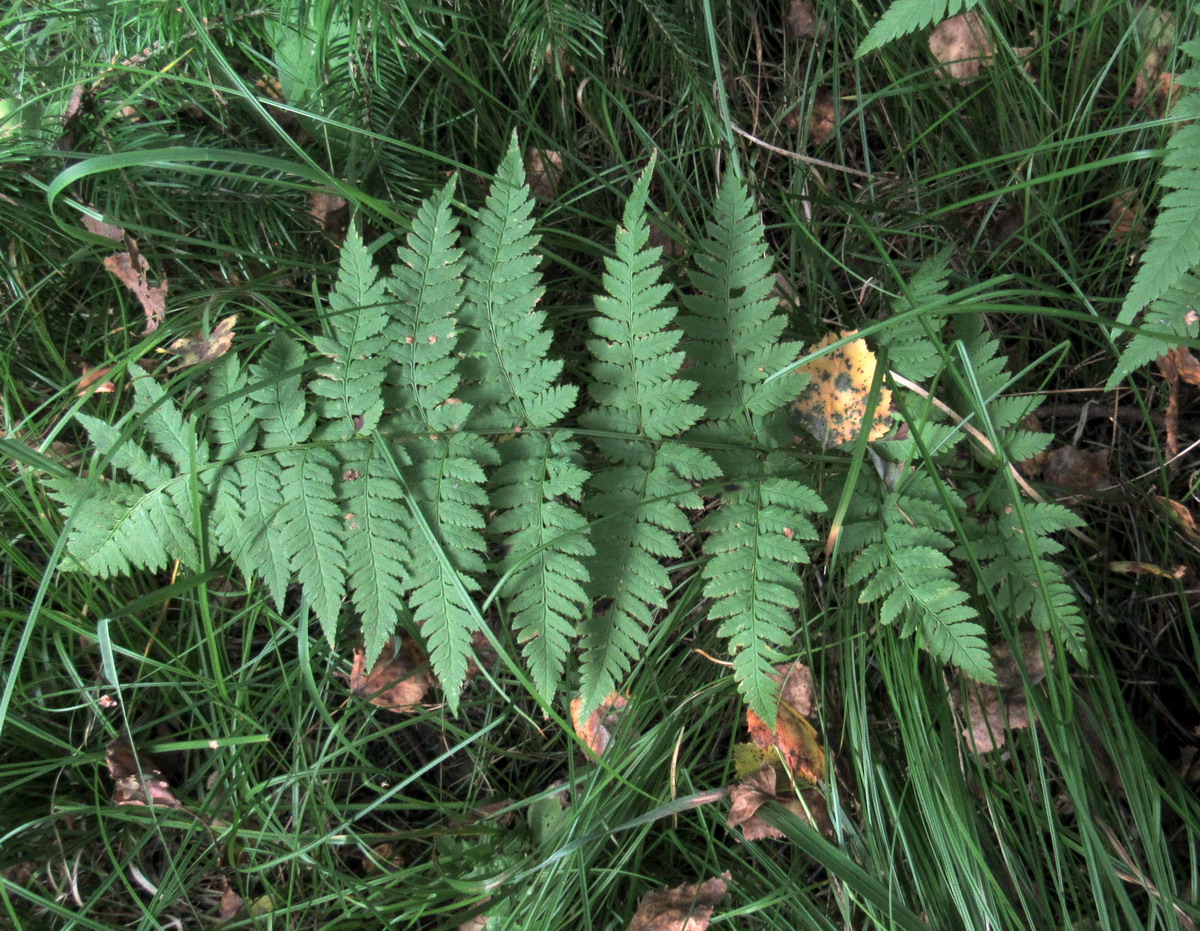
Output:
[
  {"xmin": 682, "ymin": 173, "xmax": 808, "ymax": 434},
  {"xmin": 492, "ymin": 433, "xmax": 593, "ymax": 698},
  {"xmin": 701, "ymin": 453, "xmax": 824, "ymax": 722},
  {"xmin": 461, "ymin": 136, "xmax": 577, "ymax": 430},
  {"xmin": 340, "ymin": 439, "xmax": 412, "ymax": 665},
  {"xmin": 578, "ymin": 163, "xmax": 718, "ymax": 708},
  {"xmin": 207, "ymin": 355, "xmax": 257, "ymax": 461},
  {"xmin": 251, "ymin": 334, "xmax": 316, "ymax": 448},
  {"xmin": 312, "ymin": 223, "xmax": 390, "ymax": 438},
  {"xmin": 227, "ymin": 454, "xmax": 292, "ymax": 609},
  {"xmin": 1106, "ymin": 272, "xmax": 1200, "ymax": 389},
  {"xmin": 856, "ymin": 0, "xmax": 979, "ymax": 57},
  {"xmin": 52, "ymin": 480, "xmax": 175, "ymax": 577}
]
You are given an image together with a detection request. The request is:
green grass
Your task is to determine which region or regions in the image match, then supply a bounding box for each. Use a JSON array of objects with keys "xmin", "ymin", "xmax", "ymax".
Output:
[{"xmin": 3, "ymin": 0, "xmax": 1200, "ymax": 928}]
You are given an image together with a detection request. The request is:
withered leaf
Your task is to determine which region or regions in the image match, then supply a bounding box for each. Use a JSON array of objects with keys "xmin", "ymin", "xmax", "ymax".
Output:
[
  {"xmin": 785, "ymin": 1, "xmax": 826, "ymax": 41},
  {"xmin": 348, "ymin": 636, "xmax": 433, "ymax": 713},
  {"xmin": 103, "ymin": 250, "xmax": 168, "ymax": 335},
  {"xmin": 82, "ymin": 213, "xmax": 125, "ymax": 242},
  {"xmin": 1157, "ymin": 346, "xmax": 1200, "ymax": 387},
  {"xmin": 626, "ymin": 872, "xmax": 730, "ymax": 931},
  {"xmin": 1109, "ymin": 560, "xmax": 1186, "ymax": 579},
  {"xmin": 769, "ymin": 660, "xmax": 815, "ymax": 718},
  {"xmin": 167, "ymin": 315, "xmax": 238, "ymax": 370},
  {"xmin": 929, "ymin": 12, "xmax": 994, "ymax": 81},
  {"xmin": 571, "ymin": 691, "xmax": 629, "ymax": 757},
  {"xmin": 524, "ymin": 148, "xmax": 564, "ymax": 202},
  {"xmin": 77, "ymin": 363, "xmax": 115, "ymax": 396},
  {"xmin": 727, "ymin": 763, "xmax": 831, "ymax": 840},
  {"xmin": 747, "ymin": 703, "xmax": 825, "ymax": 785},
  {"xmin": 956, "ymin": 633, "xmax": 1052, "ymax": 753},
  {"xmin": 105, "ymin": 739, "xmax": 184, "ymax": 809},
  {"xmin": 792, "ymin": 331, "xmax": 892, "ymax": 448},
  {"xmin": 1040, "ymin": 445, "xmax": 1110, "ymax": 491}
]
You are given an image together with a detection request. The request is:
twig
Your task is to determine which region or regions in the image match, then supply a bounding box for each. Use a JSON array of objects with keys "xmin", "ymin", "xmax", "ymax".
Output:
[{"xmin": 731, "ymin": 124, "xmax": 877, "ymax": 178}]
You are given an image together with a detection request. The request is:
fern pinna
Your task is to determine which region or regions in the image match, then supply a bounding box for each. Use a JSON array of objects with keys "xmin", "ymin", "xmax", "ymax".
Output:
[{"xmin": 51, "ymin": 140, "xmax": 1089, "ymax": 722}]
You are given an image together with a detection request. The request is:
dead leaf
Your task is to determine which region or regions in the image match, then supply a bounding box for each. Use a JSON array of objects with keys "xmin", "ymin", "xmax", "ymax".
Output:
[
  {"xmin": 1157, "ymin": 346, "xmax": 1200, "ymax": 387},
  {"xmin": 726, "ymin": 763, "xmax": 832, "ymax": 839},
  {"xmin": 809, "ymin": 87, "xmax": 836, "ymax": 144},
  {"xmin": 166, "ymin": 315, "xmax": 238, "ymax": 370},
  {"xmin": 1154, "ymin": 496, "xmax": 1199, "ymax": 538},
  {"xmin": 348, "ymin": 636, "xmax": 433, "ymax": 713},
  {"xmin": 1040, "ymin": 445, "xmax": 1110, "ymax": 491},
  {"xmin": 785, "ymin": 1, "xmax": 826, "ymax": 42},
  {"xmin": 571, "ymin": 691, "xmax": 629, "ymax": 756},
  {"xmin": 524, "ymin": 148, "xmax": 563, "ymax": 202},
  {"xmin": 105, "ymin": 739, "xmax": 184, "ymax": 809},
  {"xmin": 929, "ymin": 12, "xmax": 994, "ymax": 81},
  {"xmin": 1108, "ymin": 560, "xmax": 1186, "ymax": 579},
  {"xmin": 747, "ymin": 703, "xmax": 825, "ymax": 785},
  {"xmin": 1108, "ymin": 190, "xmax": 1148, "ymax": 242},
  {"xmin": 1131, "ymin": 6, "xmax": 1178, "ymax": 114},
  {"xmin": 82, "ymin": 213, "xmax": 125, "ymax": 242},
  {"xmin": 626, "ymin": 872, "xmax": 730, "ymax": 931},
  {"xmin": 955, "ymin": 633, "xmax": 1052, "ymax": 753},
  {"xmin": 309, "ymin": 191, "xmax": 349, "ymax": 238},
  {"xmin": 219, "ymin": 881, "xmax": 244, "ymax": 920},
  {"xmin": 77, "ymin": 363, "xmax": 115, "ymax": 396},
  {"xmin": 769, "ymin": 660, "xmax": 815, "ymax": 718},
  {"xmin": 103, "ymin": 250, "xmax": 167, "ymax": 335},
  {"xmin": 792, "ymin": 330, "xmax": 893, "ymax": 448}
]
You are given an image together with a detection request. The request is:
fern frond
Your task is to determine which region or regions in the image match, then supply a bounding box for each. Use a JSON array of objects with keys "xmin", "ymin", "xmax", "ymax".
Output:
[
  {"xmin": 312, "ymin": 223, "xmax": 390, "ymax": 438},
  {"xmin": 250, "ymin": 334, "xmax": 316, "ymax": 448},
  {"xmin": 51, "ymin": 480, "xmax": 177, "ymax": 577},
  {"xmin": 461, "ymin": 136, "xmax": 576, "ymax": 431},
  {"xmin": 701, "ymin": 453, "xmax": 824, "ymax": 722},
  {"xmin": 207, "ymin": 355, "xmax": 257, "ymax": 461},
  {"xmin": 1117, "ymin": 43, "xmax": 1200, "ymax": 331},
  {"xmin": 879, "ymin": 252, "xmax": 952, "ymax": 383},
  {"xmin": 577, "ymin": 163, "xmax": 717, "ymax": 709},
  {"xmin": 385, "ymin": 178, "xmax": 470, "ymax": 434},
  {"xmin": 492, "ymin": 433, "xmax": 593, "ymax": 697},
  {"xmin": 340, "ymin": 439, "xmax": 412, "ymax": 665},
  {"xmin": 973, "ymin": 501, "xmax": 1087, "ymax": 658},
  {"xmin": 856, "ymin": 0, "xmax": 980, "ymax": 57},
  {"xmin": 222, "ymin": 454, "xmax": 292, "ymax": 609},
  {"xmin": 845, "ymin": 477, "xmax": 993, "ymax": 681},
  {"xmin": 1106, "ymin": 272, "xmax": 1200, "ymax": 389},
  {"xmin": 682, "ymin": 173, "xmax": 808, "ymax": 435}
]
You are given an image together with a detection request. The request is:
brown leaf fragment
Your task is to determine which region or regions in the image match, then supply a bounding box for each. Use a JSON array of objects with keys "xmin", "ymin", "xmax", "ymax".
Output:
[
  {"xmin": 167, "ymin": 315, "xmax": 238, "ymax": 370},
  {"xmin": 808, "ymin": 87, "xmax": 837, "ymax": 144},
  {"xmin": 1108, "ymin": 560, "xmax": 1186, "ymax": 580},
  {"xmin": 769, "ymin": 660, "xmax": 815, "ymax": 718},
  {"xmin": 747, "ymin": 704, "xmax": 825, "ymax": 785},
  {"xmin": 626, "ymin": 872, "xmax": 730, "ymax": 931},
  {"xmin": 929, "ymin": 12, "xmax": 993, "ymax": 81},
  {"xmin": 82, "ymin": 213, "xmax": 125, "ymax": 242},
  {"xmin": 524, "ymin": 147, "xmax": 563, "ymax": 202},
  {"xmin": 1131, "ymin": 6, "xmax": 1178, "ymax": 114},
  {"xmin": 956, "ymin": 633, "xmax": 1052, "ymax": 753},
  {"xmin": 348, "ymin": 636, "xmax": 433, "ymax": 713},
  {"xmin": 76, "ymin": 363, "xmax": 116, "ymax": 396},
  {"xmin": 571, "ymin": 691, "xmax": 629, "ymax": 757},
  {"xmin": 219, "ymin": 881, "xmax": 244, "ymax": 920},
  {"xmin": 105, "ymin": 739, "xmax": 184, "ymax": 809},
  {"xmin": 1040, "ymin": 445, "xmax": 1110, "ymax": 491},
  {"xmin": 785, "ymin": 1, "xmax": 826, "ymax": 42},
  {"xmin": 1108, "ymin": 190, "xmax": 1148, "ymax": 242},
  {"xmin": 727, "ymin": 764, "xmax": 831, "ymax": 840},
  {"xmin": 309, "ymin": 191, "xmax": 349, "ymax": 239},
  {"xmin": 103, "ymin": 251, "xmax": 168, "ymax": 334},
  {"xmin": 1157, "ymin": 346, "xmax": 1200, "ymax": 387}
]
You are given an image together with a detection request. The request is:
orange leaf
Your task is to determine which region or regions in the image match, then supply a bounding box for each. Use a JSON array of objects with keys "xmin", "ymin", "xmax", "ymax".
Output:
[
  {"xmin": 166, "ymin": 315, "xmax": 238, "ymax": 370},
  {"xmin": 792, "ymin": 330, "xmax": 892, "ymax": 448},
  {"xmin": 571, "ymin": 692, "xmax": 629, "ymax": 756},
  {"xmin": 746, "ymin": 702, "xmax": 825, "ymax": 785}
]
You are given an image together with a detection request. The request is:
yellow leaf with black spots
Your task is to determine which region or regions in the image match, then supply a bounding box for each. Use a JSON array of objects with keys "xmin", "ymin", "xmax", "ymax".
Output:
[{"xmin": 791, "ymin": 330, "xmax": 892, "ymax": 448}]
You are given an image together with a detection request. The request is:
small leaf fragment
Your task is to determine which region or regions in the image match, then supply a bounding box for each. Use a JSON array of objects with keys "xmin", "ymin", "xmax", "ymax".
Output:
[
  {"xmin": 167, "ymin": 315, "xmax": 238, "ymax": 370},
  {"xmin": 570, "ymin": 691, "xmax": 629, "ymax": 756},
  {"xmin": 103, "ymin": 250, "xmax": 168, "ymax": 334},
  {"xmin": 626, "ymin": 872, "xmax": 730, "ymax": 931},
  {"xmin": 106, "ymin": 739, "xmax": 184, "ymax": 810},
  {"xmin": 792, "ymin": 330, "xmax": 892, "ymax": 448},
  {"xmin": 348, "ymin": 636, "xmax": 433, "ymax": 713}
]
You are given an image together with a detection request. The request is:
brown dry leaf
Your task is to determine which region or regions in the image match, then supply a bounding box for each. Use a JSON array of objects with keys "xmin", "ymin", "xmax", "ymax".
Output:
[
  {"xmin": 219, "ymin": 881, "xmax": 244, "ymax": 921},
  {"xmin": 727, "ymin": 763, "xmax": 832, "ymax": 840},
  {"xmin": 929, "ymin": 12, "xmax": 994, "ymax": 81},
  {"xmin": 768, "ymin": 660, "xmax": 815, "ymax": 718},
  {"xmin": 1109, "ymin": 560, "xmax": 1187, "ymax": 579},
  {"xmin": 571, "ymin": 691, "xmax": 629, "ymax": 757},
  {"xmin": 309, "ymin": 191, "xmax": 349, "ymax": 238},
  {"xmin": 82, "ymin": 213, "xmax": 125, "ymax": 242},
  {"xmin": 348, "ymin": 636, "xmax": 434, "ymax": 713},
  {"xmin": 747, "ymin": 703, "xmax": 825, "ymax": 785},
  {"xmin": 167, "ymin": 315, "xmax": 238, "ymax": 370},
  {"xmin": 626, "ymin": 872, "xmax": 730, "ymax": 931},
  {"xmin": 785, "ymin": 0, "xmax": 826, "ymax": 42},
  {"xmin": 792, "ymin": 330, "xmax": 893, "ymax": 448},
  {"xmin": 524, "ymin": 148, "xmax": 563, "ymax": 202},
  {"xmin": 103, "ymin": 250, "xmax": 168, "ymax": 334},
  {"xmin": 809, "ymin": 87, "xmax": 836, "ymax": 144},
  {"xmin": 1131, "ymin": 6, "xmax": 1178, "ymax": 114},
  {"xmin": 1040, "ymin": 445, "xmax": 1110, "ymax": 491},
  {"xmin": 1154, "ymin": 496, "xmax": 1199, "ymax": 537},
  {"xmin": 1157, "ymin": 346, "xmax": 1200, "ymax": 387},
  {"xmin": 77, "ymin": 363, "xmax": 116, "ymax": 396},
  {"xmin": 1108, "ymin": 190, "xmax": 1148, "ymax": 242},
  {"xmin": 957, "ymin": 633, "xmax": 1052, "ymax": 754},
  {"xmin": 105, "ymin": 739, "xmax": 184, "ymax": 810}
]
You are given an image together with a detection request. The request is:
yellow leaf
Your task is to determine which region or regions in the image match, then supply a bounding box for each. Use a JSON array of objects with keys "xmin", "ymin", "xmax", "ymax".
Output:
[{"xmin": 791, "ymin": 330, "xmax": 892, "ymax": 448}]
